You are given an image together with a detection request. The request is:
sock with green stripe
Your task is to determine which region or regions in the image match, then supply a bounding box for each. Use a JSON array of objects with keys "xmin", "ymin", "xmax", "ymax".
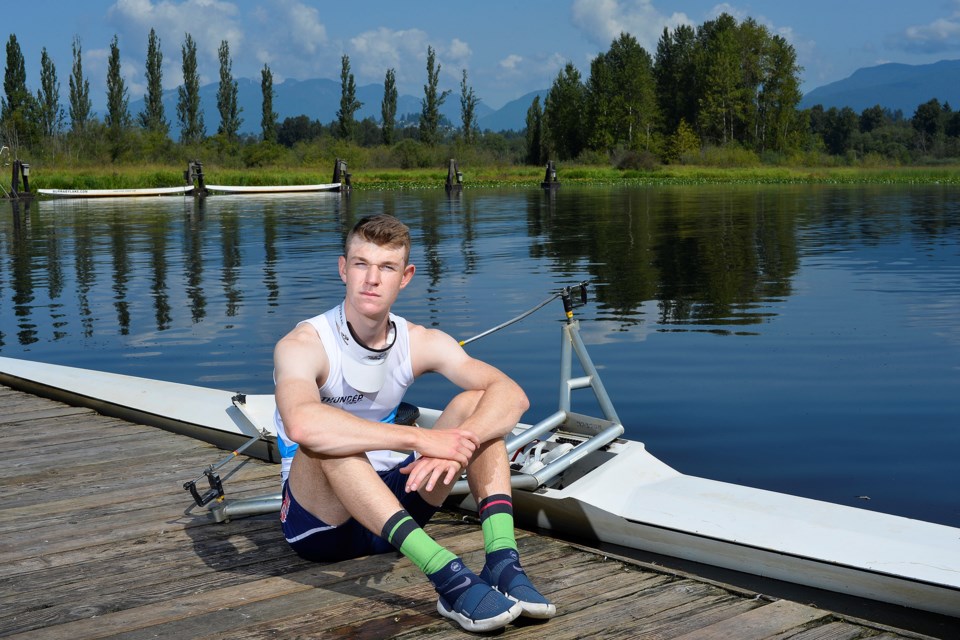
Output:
[
  {"xmin": 381, "ymin": 509, "xmax": 456, "ymax": 576},
  {"xmin": 478, "ymin": 493, "xmax": 518, "ymax": 554},
  {"xmin": 477, "ymin": 495, "xmax": 555, "ymax": 618},
  {"xmin": 380, "ymin": 509, "xmax": 489, "ymax": 607}
]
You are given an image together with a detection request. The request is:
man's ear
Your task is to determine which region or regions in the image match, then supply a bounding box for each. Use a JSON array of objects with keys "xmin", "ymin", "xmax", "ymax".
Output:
[
  {"xmin": 338, "ymin": 255, "xmax": 347, "ymax": 283},
  {"xmin": 400, "ymin": 263, "xmax": 416, "ymax": 289}
]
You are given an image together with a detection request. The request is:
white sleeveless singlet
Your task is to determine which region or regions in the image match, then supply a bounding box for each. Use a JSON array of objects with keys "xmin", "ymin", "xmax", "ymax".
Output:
[{"xmin": 274, "ymin": 304, "xmax": 416, "ymax": 483}]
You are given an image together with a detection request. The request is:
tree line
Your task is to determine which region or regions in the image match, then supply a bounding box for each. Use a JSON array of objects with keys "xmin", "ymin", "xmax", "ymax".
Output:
[
  {"xmin": 1, "ymin": 29, "xmax": 490, "ymax": 169},
  {"xmin": 4, "ymin": 13, "xmax": 960, "ymax": 171}
]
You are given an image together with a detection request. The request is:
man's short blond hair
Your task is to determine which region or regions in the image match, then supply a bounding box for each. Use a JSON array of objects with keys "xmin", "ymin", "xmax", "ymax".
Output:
[{"xmin": 345, "ymin": 214, "xmax": 411, "ymax": 264}]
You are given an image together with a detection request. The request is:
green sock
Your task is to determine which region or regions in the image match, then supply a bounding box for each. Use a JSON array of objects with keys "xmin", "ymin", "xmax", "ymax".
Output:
[
  {"xmin": 381, "ymin": 510, "xmax": 456, "ymax": 575},
  {"xmin": 478, "ymin": 494, "xmax": 518, "ymax": 554}
]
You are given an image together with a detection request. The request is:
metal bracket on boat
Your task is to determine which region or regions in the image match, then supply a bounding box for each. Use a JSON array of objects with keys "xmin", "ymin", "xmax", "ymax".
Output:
[
  {"xmin": 183, "ymin": 417, "xmax": 268, "ymax": 509},
  {"xmin": 184, "ymin": 468, "xmax": 225, "ymax": 507},
  {"xmin": 449, "ymin": 312, "xmax": 625, "ymax": 496}
]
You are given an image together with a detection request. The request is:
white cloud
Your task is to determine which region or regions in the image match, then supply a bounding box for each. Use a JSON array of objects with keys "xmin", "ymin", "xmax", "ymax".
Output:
[
  {"xmin": 108, "ymin": 0, "xmax": 244, "ymax": 85},
  {"xmin": 902, "ymin": 13, "xmax": 960, "ymax": 53},
  {"xmin": 447, "ymin": 38, "xmax": 472, "ymax": 64},
  {"xmin": 350, "ymin": 27, "xmax": 429, "ymax": 88},
  {"xmin": 246, "ymin": 1, "xmax": 333, "ymax": 81},
  {"xmin": 348, "ymin": 28, "xmax": 474, "ymax": 92},
  {"xmin": 279, "ymin": 1, "xmax": 328, "ymax": 56},
  {"xmin": 499, "ymin": 54, "xmax": 523, "ymax": 72},
  {"xmin": 570, "ymin": 0, "xmax": 691, "ymax": 51}
]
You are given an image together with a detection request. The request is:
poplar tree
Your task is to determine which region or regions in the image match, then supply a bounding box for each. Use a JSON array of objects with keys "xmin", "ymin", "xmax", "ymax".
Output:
[
  {"xmin": 459, "ymin": 68, "xmax": 478, "ymax": 144},
  {"xmin": 525, "ymin": 95, "xmax": 543, "ymax": 165},
  {"xmin": 177, "ymin": 33, "xmax": 204, "ymax": 144},
  {"xmin": 419, "ymin": 46, "xmax": 449, "ymax": 146},
  {"xmin": 105, "ymin": 35, "xmax": 131, "ymax": 158},
  {"xmin": 336, "ymin": 54, "xmax": 361, "ymax": 140},
  {"xmin": 216, "ymin": 40, "xmax": 241, "ymax": 139},
  {"xmin": 381, "ymin": 68, "xmax": 397, "ymax": 145},
  {"xmin": 260, "ymin": 63, "xmax": 277, "ymax": 143},
  {"xmin": 139, "ymin": 28, "xmax": 168, "ymax": 134},
  {"xmin": 2, "ymin": 34, "xmax": 37, "ymax": 143},
  {"xmin": 37, "ymin": 48, "xmax": 63, "ymax": 137},
  {"xmin": 68, "ymin": 36, "xmax": 91, "ymax": 133}
]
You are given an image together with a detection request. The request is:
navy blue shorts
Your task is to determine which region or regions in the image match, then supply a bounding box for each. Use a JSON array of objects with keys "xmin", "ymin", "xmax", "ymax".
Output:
[{"xmin": 280, "ymin": 453, "xmax": 440, "ymax": 562}]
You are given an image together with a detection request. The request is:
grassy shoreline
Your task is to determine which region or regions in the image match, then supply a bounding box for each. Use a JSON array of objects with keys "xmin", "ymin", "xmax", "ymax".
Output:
[{"xmin": 20, "ymin": 163, "xmax": 960, "ymax": 191}]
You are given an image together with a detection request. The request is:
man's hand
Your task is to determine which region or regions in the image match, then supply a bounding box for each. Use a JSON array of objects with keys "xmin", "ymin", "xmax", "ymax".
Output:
[
  {"xmin": 401, "ymin": 427, "xmax": 479, "ymax": 492},
  {"xmin": 414, "ymin": 427, "xmax": 479, "ymax": 468},
  {"xmin": 399, "ymin": 456, "xmax": 462, "ymax": 493}
]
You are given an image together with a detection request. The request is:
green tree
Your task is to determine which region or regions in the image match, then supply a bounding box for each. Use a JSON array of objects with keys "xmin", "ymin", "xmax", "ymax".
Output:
[
  {"xmin": 859, "ymin": 105, "xmax": 886, "ymax": 133},
  {"xmin": 543, "ymin": 62, "xmax": 586, "ymax": 160},
  {"xmin": 216, "ymin": 40, "xmax": 242, "ymax": 139},
  {"xmin": 586, "ymin": 33, "xmax": 657, "ymax": 152},
  {"xmin": 459, "ymin": 68, "xmax": 478, "ymax": 143},
  {"xmin": 37, "ymin": 48, "xmax": 63, "ymax": 137},
  {"xmin": 667, "ymin": 118, "xmax": 700, "ymax": 162},
  {"xmin": 419, "ymin": 46, "xmax": 450, "ymax": 146},
  {"xmin": 912, "ymin": 98, "xmax": 943, "ymax": 154},
  {"xmin": 260, "ymin": 63, "xmax": 277, "ymax": 143},
  {"xmin": 277, "ymin": 115, "xmax": 324, "ymax": 146},
  {"xmin": 695, "ymin": 13, "xmax": 743, "ymax": 145},
  {"xmin": 524, "ymin": 95, "xmax": 543, "ymax": 165},
  {"xmin": 822, "ymin": 106, "xmax": 859, "ymax": 155},
  {"xmin": 760, "ymin": 34, "xmax": 802, "ymax": 152},
  {"xmin": 177, "ymin": 33, "xmax": 205, "ymax": 145},
  {"xmin": 654, "ymin": 25, "xmax": 697, "ymax": 134},
  {"xmin": 2, "ymin": 34, "xmax": 38, "ymax": 145},
  {"xmin": 68, "ymin": 36, "xmax": 91, "ymax": 133},
  {"xmin": 336, "ymin": 54, "xmax": 361, "ymax": 140},
  {"xmin": 139, "ymin": 28, "xmax": 168, "ymax": 134},
  {"xmin": 381, "ymin": 68, "xmax": 397, "ymax": 145},
  {"xmin": 105, "ymin": 35, "xmax": 131, "ymax": 159}
]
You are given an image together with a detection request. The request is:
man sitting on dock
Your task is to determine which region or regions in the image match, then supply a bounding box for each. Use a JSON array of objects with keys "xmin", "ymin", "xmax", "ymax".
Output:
[{"xmin": 272, "ymin": 214, "xmax": 555, "ymax": 632}]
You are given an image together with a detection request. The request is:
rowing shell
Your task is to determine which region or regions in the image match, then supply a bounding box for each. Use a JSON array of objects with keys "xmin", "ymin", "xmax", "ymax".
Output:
[{"xmin": 1, "ymin": 321, "xmax": 958, "ymax": 619}]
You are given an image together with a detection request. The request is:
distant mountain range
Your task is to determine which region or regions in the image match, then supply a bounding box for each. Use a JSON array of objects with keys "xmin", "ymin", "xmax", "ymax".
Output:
[
  {"xmin": 800, "ymin": 59, "xmax": 960, "ymax": 115},
  {"xmin": 127, "ymin": 78, "xmax": 546, "ymax": 135}
]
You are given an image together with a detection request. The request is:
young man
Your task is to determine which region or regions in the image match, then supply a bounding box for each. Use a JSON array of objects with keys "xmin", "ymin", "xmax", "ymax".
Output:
[{"xmin": 273, "ymin": 214, "xmax": 555, "ymax": 632}]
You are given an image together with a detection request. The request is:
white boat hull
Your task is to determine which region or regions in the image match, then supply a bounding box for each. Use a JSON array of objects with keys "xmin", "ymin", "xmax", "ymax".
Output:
[
  {"xmin": 37, "ymin": 186, "xmax": 194, "ymax": 198},
  {"xmin": 1, "ymin": 354, "xmax": 957, "ymax": 619},
  {"xmin": 205, "ymin": 183, "xmax": 341, "ymax": 194}
]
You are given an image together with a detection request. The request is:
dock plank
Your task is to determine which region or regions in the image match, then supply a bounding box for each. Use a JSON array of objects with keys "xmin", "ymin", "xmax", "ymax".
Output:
[{"xmin": 0, "ymin": 384, "xmax": 943, "ymax": 640}]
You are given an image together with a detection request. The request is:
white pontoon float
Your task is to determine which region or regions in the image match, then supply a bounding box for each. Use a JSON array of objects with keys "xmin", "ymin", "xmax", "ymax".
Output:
[
  {"xmin": 37, "ymin": 185, "xmax": 194, "ymax": 198},
  {"xmin": 0, "ymin": 284, "xmax": 957, "ymax": 619},
  {"xmin": 204, "ymin": 183, "xmax": 342, "ymax": 194}
]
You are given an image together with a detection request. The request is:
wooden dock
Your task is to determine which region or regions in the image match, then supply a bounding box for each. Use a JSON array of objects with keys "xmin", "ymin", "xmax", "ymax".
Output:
[{"xmin": 0, "ymin": 384, "xmax": 948, "ymax": 639}]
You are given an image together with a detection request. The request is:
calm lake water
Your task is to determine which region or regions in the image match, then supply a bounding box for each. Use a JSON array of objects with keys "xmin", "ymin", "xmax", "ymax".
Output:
[{"xmin": 1, "ymin": 185, "xmax": 958, "ymax": 527}]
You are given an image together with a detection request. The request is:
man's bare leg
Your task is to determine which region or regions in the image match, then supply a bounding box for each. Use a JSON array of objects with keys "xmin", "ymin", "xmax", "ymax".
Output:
[
  {"xmin": 286, "ymin": 435, "xmax": 522, "ymax": 632},
  {"xmin": 433, "ymin": 391, "xmax": 557, "ymax": 619}
]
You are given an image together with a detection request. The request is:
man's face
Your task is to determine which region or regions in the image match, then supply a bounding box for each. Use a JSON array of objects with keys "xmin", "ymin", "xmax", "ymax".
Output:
[{"xmin": 338, "ymin": 238, "xmax": 415, "ymax": 318}]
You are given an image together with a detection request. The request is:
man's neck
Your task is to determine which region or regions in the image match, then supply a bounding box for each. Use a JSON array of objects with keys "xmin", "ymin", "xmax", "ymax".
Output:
[{"xmin": 342, "ymin": 301, "xmax": 391, "ymax": 349}]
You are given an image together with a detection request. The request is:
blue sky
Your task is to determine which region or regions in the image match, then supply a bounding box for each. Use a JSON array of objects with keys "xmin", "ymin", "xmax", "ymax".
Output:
[{"xmin": 5, "ymin": 0, "xmax": 960, "ymax": 113}]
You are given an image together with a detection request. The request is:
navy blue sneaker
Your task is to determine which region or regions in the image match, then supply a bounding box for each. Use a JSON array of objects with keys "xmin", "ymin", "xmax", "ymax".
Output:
[
  {"xmin": 481, "ymin": 549, "xmax": 556, "ymax": 619},
  {"xmin": 434, "ymin": 561, "xmax": 522, "ymax": 632}
]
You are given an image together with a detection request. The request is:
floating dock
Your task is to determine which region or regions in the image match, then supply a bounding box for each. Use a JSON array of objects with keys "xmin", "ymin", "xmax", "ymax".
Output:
[{"xmin": 0, "ymin": 384, "xmax": 949, "ymax": 639}]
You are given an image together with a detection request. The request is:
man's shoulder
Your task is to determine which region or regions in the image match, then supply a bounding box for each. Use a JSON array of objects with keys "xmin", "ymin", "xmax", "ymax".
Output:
[{"xmin": 277, "ymin": 322, "xmax": 325, "ymax": 354}]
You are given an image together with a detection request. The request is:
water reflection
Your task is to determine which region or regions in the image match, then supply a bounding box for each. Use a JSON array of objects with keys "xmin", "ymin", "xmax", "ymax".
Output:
[{"xmin": 2, "ymin": 186, "xmax": 959, "ymax": 346}]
